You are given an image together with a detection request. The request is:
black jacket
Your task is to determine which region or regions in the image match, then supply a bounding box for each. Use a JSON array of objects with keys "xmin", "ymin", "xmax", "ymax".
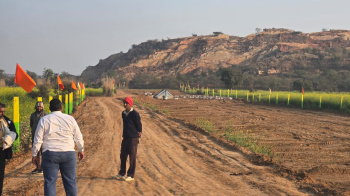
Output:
[
  {"xmin": 2, "ymin": 116, "xmax": 18, "ymax": 159},
  {"xmin": 122, "ymin": 110, "xmax": 142, "ymax": 138}
]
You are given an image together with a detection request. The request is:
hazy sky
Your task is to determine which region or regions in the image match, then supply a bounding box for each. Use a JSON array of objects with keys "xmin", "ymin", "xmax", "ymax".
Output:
[{"xmin": 1, "ymin": 0, "xmax": 349, "ymax": 75}]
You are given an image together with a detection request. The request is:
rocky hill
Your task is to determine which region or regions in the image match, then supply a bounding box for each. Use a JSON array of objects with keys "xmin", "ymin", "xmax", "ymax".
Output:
[{"xmin": 80, "ymin": 28, "xmax": 350, "ymax": 90}]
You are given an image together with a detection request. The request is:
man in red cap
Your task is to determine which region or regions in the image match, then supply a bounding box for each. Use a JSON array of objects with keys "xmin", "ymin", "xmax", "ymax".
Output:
[{"xmin": 113, "ymin": 97, "xmax": 142, "ymax": 181}]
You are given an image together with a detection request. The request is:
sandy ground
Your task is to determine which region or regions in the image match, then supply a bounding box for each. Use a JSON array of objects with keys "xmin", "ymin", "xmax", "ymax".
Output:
[{"xmin": 2, "ymin": 89, "xmax": 350, "ymax": 195}]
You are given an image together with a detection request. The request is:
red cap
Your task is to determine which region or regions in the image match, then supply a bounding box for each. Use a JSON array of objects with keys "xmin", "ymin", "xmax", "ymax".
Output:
[{"xmin": 123, "ymin": 97, "xmax": 133, "ymax": 107}]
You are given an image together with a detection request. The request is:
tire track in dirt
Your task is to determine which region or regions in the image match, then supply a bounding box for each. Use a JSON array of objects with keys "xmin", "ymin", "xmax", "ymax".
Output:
[{"xmin": 3, "ymin": 91, "xmax": 314, "ymax": 195}]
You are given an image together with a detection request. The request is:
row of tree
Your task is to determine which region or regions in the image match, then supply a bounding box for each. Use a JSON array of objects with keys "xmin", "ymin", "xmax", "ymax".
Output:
[{"xmin": 127, "ymin": 65, "xmax": 350, "ymax": 92}]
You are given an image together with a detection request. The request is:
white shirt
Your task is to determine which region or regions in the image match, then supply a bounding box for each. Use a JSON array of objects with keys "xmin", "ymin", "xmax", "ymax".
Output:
[{"xmin": 32, "ymin": 111, "xmax": 84, "ymax": 156}]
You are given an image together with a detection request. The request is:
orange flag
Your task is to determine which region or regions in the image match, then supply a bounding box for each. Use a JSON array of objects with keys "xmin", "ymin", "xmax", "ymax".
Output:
[
  {"xmin": 14, "ymin": 63, "xmax": 36, "ymax": 93},
  {"xmin": 79, "ymin": 82, "xmax": 84, "ymax": 89},
  {"xmin": 71, "ymin": 81, "xmax": 77, "ymax": 90},
  {"xmin": 57, "ymin": 75, "xmax": 64, "ymax": 90}
]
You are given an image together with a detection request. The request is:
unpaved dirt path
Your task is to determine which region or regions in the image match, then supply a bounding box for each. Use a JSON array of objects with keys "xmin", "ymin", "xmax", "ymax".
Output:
[{"xmin": 2, "ymin": 90, "xmax": 332, "ymax": 195}]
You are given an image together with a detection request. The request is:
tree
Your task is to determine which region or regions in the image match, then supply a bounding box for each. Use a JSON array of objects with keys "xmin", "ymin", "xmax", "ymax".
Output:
[
  {"xmin": 43, "ymin": 68, "xmax": 55, "ymax": 82},
  {"xmin": 213, "ymin": 32, "xmax": 223, "ymax": 36},
  {"xmin": 26, "ymin": 70, "xmax": 38, "ymax": 82},
  {"xmin": 255, "ymin": 28, "xmax": 262, "ymax": 34},
  {"xmin": 220, "ymin": 67, "xmax": 243, "ymax": 89},
  {"xmin": 0, "ymin": 69, "xmax": 5, "ymax": 79}
]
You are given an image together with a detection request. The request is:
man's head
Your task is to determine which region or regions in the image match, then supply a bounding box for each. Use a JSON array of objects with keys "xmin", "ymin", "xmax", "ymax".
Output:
[
  {"xmin": 49, "ymin": 99, "xmax": 62, "ymax": 112},
  {"xmin": 123, "ymin": 97, "xmax": 133, "ymax": 111},
  {"xmin": 35, "ymin": 101, "xmax": 44, "ymax": 112},
  {"xmin": 0, "ymin": 103, "xmax": 5, "ymax": 118}
]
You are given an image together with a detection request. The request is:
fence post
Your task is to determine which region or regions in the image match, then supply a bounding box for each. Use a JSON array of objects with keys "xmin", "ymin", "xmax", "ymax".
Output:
[
  {"xmin": 65, "ymin": 94, "xmax": 68, "ymax": 114},
  {"xmin": 301, "ymin": 94, "xmax": 304, "ymax": 109},
  {"xmin": 340, "ymin": 96, "xmax": 343, "ymax": 109},
  {"xmin": 13, "ymin": 97, "xmax": 20, "ymax": 152},
  {"xmin": 287, "ymin": 94, "xmax": 290, "ymax": 106},
  {"xmin": 319, "ymin": 96, "xmax": 322, "ymax": 108},
  {"xmin": 37, "ymin": 97, "xmax": 42, "ymax": 102},
  {"xmin": 49, "ymin": 96, "xmax": 52, "ymax": 113},
  {"xmin": 276, "ymin": 93, "xmax": 278, "ymax": 104}
]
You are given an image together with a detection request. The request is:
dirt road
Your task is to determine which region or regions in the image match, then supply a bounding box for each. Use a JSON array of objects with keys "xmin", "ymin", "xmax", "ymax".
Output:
[{"xmin": 3, "ymin": 90, "xmax": 349, "ymax": 195}]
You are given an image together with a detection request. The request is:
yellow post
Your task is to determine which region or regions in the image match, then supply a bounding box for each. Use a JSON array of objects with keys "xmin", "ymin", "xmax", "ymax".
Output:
[
  {"xmin": 13, "ymin": 97, "xmax": 20, "ymax": 152},
  {"xmin": 37, "ymin": 97, "xmax": 42, "ymax": 102},
  {"xmin": 65, "ymin": 94, "xmax": 69, "ymax": 114},
  {"xmin": 59, "ymin": 95, "xmax": 62, "ymax": 102}
]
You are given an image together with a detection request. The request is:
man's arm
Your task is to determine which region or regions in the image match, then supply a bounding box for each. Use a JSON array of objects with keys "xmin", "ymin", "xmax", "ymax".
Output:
[
  {"xmin": 32, "ymin": 118, "xmax": 44, "ymax": 157},
  {"xmin": 30, "ymin": 114, "xmax": 33, "ymax": 129},
  {"xmin": 7, "ymin": 117, "xmax": 18, "ymax": 140},
  {"xmin": 72, "ymin": 119, "xmax": 84, "ymax": 160}
]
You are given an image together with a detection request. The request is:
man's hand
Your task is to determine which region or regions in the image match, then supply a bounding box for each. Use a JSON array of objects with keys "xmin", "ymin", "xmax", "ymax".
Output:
[
  {"xmin": 78, "ymin": 152, "xmax": 84, "ymax": 161},
  {"xmin": 32, "ymin": 156, "xmax": 39, "ymax": 166}
]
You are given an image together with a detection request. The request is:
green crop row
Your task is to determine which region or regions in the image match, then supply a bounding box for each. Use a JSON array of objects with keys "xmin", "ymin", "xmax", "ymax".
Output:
[{"xmin": 182, "ymin": 87, "xmax": 350, "ymax": 113}]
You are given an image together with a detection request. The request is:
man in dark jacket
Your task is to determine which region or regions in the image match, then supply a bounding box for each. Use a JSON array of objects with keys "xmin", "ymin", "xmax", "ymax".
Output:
[
  {"xmin": 30, "ymin": 101, "xmax": 47, "ymax": 174},
  {"xmin": 0, "ymin": 102, "xmax": 18, "ymax": 195},
  {"xmin": 113, "ymin": 97, "xmax": 142, "ymax": 181}
]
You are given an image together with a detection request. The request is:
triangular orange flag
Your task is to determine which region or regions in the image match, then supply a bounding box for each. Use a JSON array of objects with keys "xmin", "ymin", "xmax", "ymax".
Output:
[
  {"xmin": 71, "ymin": 81, "xmax": 77, "ymax": 90},
  {"xmin": 14, "ymin": 63, "xmax": 36, "ymax": 93},
  {"xmin": 79, "ymin": 82, "xmax": 84, "ymax": 89},
  {"xmin": 57, "ymin": 75, "xmax": 64, "ymax": 90}
]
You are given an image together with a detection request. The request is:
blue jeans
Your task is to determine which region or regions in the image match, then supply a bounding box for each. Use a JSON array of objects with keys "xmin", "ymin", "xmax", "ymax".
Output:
[{"xmin": 42, "ymin": 151, "xmax": 77, "ymax": 196}]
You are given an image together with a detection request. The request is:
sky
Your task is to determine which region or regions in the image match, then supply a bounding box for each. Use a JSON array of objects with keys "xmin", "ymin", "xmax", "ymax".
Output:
[{"xmin": 0, "ymin": 0, "xmax": 349, "ymax": 76}]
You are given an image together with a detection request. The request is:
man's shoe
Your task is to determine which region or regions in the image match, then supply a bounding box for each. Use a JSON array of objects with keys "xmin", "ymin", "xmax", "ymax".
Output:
[
  {"xmin": 124, "ymin": 176, "xmax": 134, "ymax": 181},
  {"xmin": 31, "ymin": 169, "xmax": 38, "ymax": 174},
  {"xmin": 112, "ymin": 174, "xmax": 124, "ymax": 179},
  {"xmin": 37, "ymin": 169, "xmax": 43, "ymax": 174}
]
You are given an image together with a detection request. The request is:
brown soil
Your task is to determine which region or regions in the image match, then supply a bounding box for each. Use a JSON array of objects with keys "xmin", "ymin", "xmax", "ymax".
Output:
[{"xmin": 2, "ymin": 89, "xmax": 350, "ymax": 195}]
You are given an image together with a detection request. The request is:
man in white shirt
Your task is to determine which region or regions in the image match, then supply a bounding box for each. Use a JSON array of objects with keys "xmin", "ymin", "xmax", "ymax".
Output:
[{"xmin": 32, "ymin": 99, "xmax": 84, "ymax": 196}]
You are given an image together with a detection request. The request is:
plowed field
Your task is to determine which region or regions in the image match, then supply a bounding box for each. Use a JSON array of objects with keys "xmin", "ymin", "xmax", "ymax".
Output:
[{"xmin": 3, "ymin": 89, "xmax": 350, "ymax": 195}]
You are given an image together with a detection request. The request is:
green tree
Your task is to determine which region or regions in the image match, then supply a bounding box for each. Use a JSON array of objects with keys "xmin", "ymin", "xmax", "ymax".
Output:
[
  {"xmin": 220, "ymin": 67, "xmax": 243, "ymax": 89},
  {"xmin": 0, "ymin": 69, "xmax": 6, "ymax": 80},
  {"xmin": 43, "ymin": 68, "xmax": 55, "ymax": 82},
  {"xmin": 26, "ymin": 70, "xmax": 38, "ymax": 82}
]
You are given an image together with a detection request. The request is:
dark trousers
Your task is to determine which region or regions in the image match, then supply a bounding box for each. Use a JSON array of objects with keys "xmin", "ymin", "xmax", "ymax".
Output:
[
  {"xmin": 0, "ymin": 149, "xmax": 6, "ymax": 195},
  {"xmin": 119, "ymin": 138, "xmax": 139, "ymax": 178},
  {"xmin": 32, "ymin": 139, "xmax": 42, "ymax": 170}
]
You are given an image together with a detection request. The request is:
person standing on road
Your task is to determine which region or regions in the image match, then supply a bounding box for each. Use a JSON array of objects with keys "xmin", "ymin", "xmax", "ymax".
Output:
[
  {"xmin": 32, "ymin": 99, "xmax": 84, "ymax": 196},
  {"xmin": 0, "ymin": 103, "xmax": 18, "ymax": 196},
  {"xmin": 113, "ymin": 97, "xmax": 142, "ymax": 181},
  {"xmin": 30, "ymin": 101, "xmax": 47, "ymax": 174}
]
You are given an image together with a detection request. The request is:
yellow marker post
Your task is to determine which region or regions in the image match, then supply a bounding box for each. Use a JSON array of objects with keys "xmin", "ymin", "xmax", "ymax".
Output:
[
  {"xmin": 301, "ymin": 94, "xmax": 304, "ymax": 109},
  {"xmin": 227, "ymin": 89, "xmax": 229, "ymax": 97},
  {"xmin": 13, "ymin": 97, "xmax": 20, "ymax": 152},
  {"xmin": 59, "ymin": 95, "xmax": 62, "ymax": 102},
  {"xmin": 37, "ymin": 97, "xmax": 42, "ymax": 102},
  {"xmin": 287, "ymin": 94, "xmax": 290, "ymax": 106},
  {"xmin": 49, "ymin": 96, "xmax": 53, "ymax": 113},
  {"xmin": 340, "ymin": 96, "xmax": 343, "ymax": 109},
  {"xmin": 319, "ymin": 96, "xmax": 322, "ymax": 108},
  {"xmin": 65, "ymin": 94, "xmax": 69, "ymax": 114},
  {"xmin": 69, "ymin": 92, "xmax": 73, "ymax": 114}
]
